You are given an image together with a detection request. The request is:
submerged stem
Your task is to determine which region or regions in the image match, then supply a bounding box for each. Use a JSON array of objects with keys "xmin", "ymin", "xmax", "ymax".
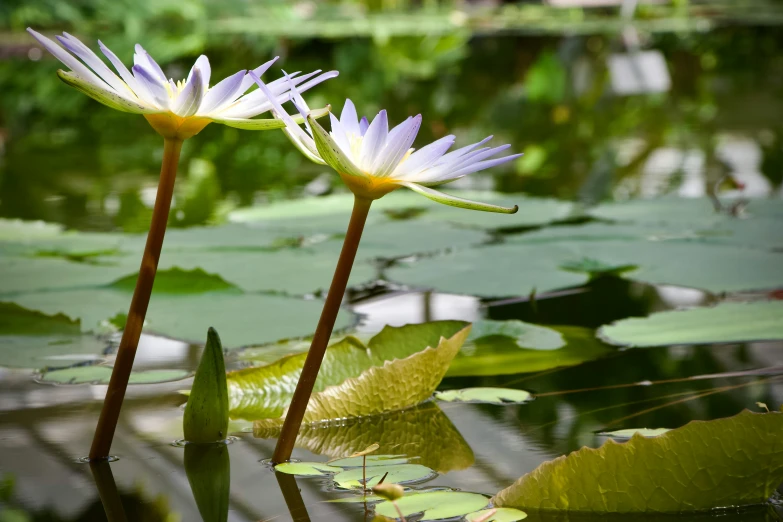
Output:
[
  {"xmin": 89, "ymin": 137, "xmax": 183, "ymax": 460},
  {"xmin": 272, "ymin": 196, "xmax": 373, "ymax": 464}
]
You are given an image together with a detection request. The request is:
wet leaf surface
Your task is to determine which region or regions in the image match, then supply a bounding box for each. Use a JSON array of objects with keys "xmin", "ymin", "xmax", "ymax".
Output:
[
  {"xmin": 374, "ymin": 491, "xmax": 490, "ymax": 520},
  {"xmin": 39, "ymin": 366, "xmax": 188, "ymax": 384},
  {"xmin": 434, "ymin": 387, "xmax": 533, "ymax": 404},
  {"xmin": 599, "ymin": 301, "xmax": 783, "ymax": 347},
  {"xmin": 228, "ymin": 322, "xmax": 467, "ymax": 419},
  {"xmin": 334, "ymin": 463, "xmax": 435, "ymax": 489},
  {"xmin": 493, "ymin": 410, "xmax": 783, "ymax": 513}
]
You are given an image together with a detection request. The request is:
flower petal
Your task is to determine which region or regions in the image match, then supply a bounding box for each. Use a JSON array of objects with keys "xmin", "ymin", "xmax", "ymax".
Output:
[
  {"xmin": 210, "ymin": 117, "xmax": 287, "ymax": 130},
  {"xmin": 188, "ymin": 55, "xmax": 211, "ymax": 89},
  {"xmin": 198, "ymin": 70, "xmax": 246, "ymax": 115},
  {"xmin": 98, "ymin": 40, "xmax": 146, "ymax": 99},
  {"xmin": 437, "ymin": 153, "xmax": 524, "ymax": 183},
  {"xmin": 359, "ymin": 110, "xmax": 388, "ymax": 170},
  {"xmin": 171, "ymin": 66, "xmax": 204, "ymax": 117},
  {"xmin": 329, "ymin": 112, "xmax": 353, "ymax": 159},
  {"xmin": 393, "ymin": 134, "xmax": 455, "ymax": 179},
  {"xmin": 236, "ymin": 57, "xmax": 279, "ymax": 94},
  {"xmin": 56, "ymin": 33, "xmax": 132, "ymax": 99},
  {"xmin": 359, "ymin": 117, "xmax": 369, "ymax": 136},
  {"xmin": 133, "ymin": 44, "xmax": 166, "ymax": 82},
  {"xmin": 340, "ymin": 99, "xmax": 360, "ymax": 136},
  {"xmin": 27, "ymin": 29, "xmax": 105, "ymax": 89},
  {"xmin": 132, "ymin": 65, "xmax": 170, "ymax": 109},
  {"xmin": 308, "ymin": 115, "xmax": 368, "ymax": 180},
  {"xmin": 399, "ymin": 182, "xmax": 518, "ymax": 214},
  {"xmin": 372, "ymin": 114, "xmax": 422, "ymax": 177},
  {"xmin": 56, "ymin": 70, "xmax": 156, "ymax": 114}
]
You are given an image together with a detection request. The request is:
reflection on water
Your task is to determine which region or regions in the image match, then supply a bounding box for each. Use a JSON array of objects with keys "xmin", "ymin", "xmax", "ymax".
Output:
[{"xmin": 1, "ymin": 332, "xmax": 781, "ymax": 520}]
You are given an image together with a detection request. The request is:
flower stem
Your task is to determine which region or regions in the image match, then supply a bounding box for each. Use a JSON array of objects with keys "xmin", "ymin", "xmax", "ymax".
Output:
[
  {"xmin": 89, "ymin": 137, "xmax": 183, "ymax": 460},
  {"xmin": 272, "ymin": 196, "xmax": 373, "ymax": 464}
]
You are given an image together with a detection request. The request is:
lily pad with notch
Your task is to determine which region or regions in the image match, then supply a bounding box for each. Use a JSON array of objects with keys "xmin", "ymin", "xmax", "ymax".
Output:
[{"xmin": 434, "ymin": 387, "xmax": 533, "ymax": 405}]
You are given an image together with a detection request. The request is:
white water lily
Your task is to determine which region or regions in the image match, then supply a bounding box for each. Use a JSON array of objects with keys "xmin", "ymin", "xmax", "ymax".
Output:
[
  {"xmin": 249, "ymin": 72, "xmax": 520, "ymax": 213},
  {"xmin": 27, "ymin": 29, "xmax": 336, "ymax": 140}
]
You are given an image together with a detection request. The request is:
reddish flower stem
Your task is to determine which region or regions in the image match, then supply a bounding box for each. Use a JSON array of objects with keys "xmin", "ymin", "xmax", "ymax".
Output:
[
  {"xmin": 89, "ymin": 137, "xmax": 183, "ymax": 460},
  {"xmin": 272, "ymin": 196, "xmax": 373, "ymax": 463}
]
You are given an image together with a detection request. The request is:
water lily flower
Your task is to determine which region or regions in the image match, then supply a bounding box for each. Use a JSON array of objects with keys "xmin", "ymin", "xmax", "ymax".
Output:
[
  {"xmin": 27, "ymin": 28, "xmax": 338, "ymax": 461},
  {"xmin": 249, "ymin": 71, "xmax": 521, "ymax": 214},
  {"xmin": 252, "ymin": 72, "xmax": 522, "ymax": 465},
  {"xmin": 27, "ymin": 29, "xmax": 335, "ymax": 140}
]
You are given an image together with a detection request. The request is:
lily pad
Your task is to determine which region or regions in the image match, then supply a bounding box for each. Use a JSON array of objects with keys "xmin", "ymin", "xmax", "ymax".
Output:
[
  {"xmin": 274, "ymin": 462, "xmax": 342, "ymax": 476},
  {"xmin": 599, "ymin": 301, "xmax": 783, "ymax": 347},
  {"xmin": 386, "ymin": 243, "xmax": 588, "ymax": 297},
  {"xmin": 334, "ymin": 463, "xmax": 435, "ymax": 489},
  {"xmin": 599, "ymin": 428, "xmax": 671, "ymax": 439},
  {"xmin": 434, "ymin": 388, "xmax": 533, "ymax": 405},
  {"xmin": 0, "ymin": 218, "xmax": 63, "ymax": 240},
  {"xmin": 448, "ymin": 326, "xmax": 612, "ymax": 377},
  {"xmin": 253, "ymin": 324, "xmax": 470, "ymax": 426},
  {"xmin": 468, "ymin": 320, "xmax": 565, "ymax": 350},
  {"xmin": 39, "ymin": 366, "xmax": 188, "ymax": 384},
  {"xmin": 110, "ymin": 267, "xmax": 238, "ymax": 294},
  {"xmin": 466, "ymin": 508, "xmax": 528, "ymax": 522},
  {"xmin": 254, "ymin": 403, "xmax": 474, "ymax": 473},
  {"xmin": 329, "ymin": 455, "xmax": 409, "ymax": 467},
  {"xmin": 10, "ymin": 287, "xmax": 356, "ymax": 349},
  {"xmin": 0, "ymin": 302, "xmax": 108, "ymax": 369},
  {"xmin": 492, "ymin": 410, "xmax": 783, "ymax": 513},
  {"xmin": 228, "ymin": 321, "xmax": 468, "ymax": 419},
  {"xmin": 374, "ymin": 491, "xmax": 489, "ymax": 520}
]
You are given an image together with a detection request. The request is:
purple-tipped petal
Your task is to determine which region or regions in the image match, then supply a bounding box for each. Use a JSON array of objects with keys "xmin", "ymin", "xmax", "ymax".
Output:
[
  {"xmin": 200, "ymin": 69, "xmax": 246, "ymax": 115},
  {"xmin": 359, "ymin": 110, "xmax": 388, "ymax": 169},
  {"xmin": 172, "ymin": 67, "xmax": 204, "ymax": 117}
]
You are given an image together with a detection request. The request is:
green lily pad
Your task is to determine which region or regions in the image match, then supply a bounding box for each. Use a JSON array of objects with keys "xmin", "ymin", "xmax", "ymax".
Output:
[
  {"xmin": 599, "ymin": 301, "xmax": 783, "ymax": 347},
  {"xmin": 328, "ymin": 455, "xmax": 410, "ymax": 467},
  {"xmin": 468, "ymin": 320, "xmax": 565, "ymax": 350},
  {"xmin": 0, "ymin": 302, "xmax": 108, "ymax": 369},
  {"xmin": 227, "ymin": 321, "xmax": 468, "ymax": 419},
  {"xmin": 229, "ymin": 191, "xmax": 573, "ymax": 233},
  {"xmin": 386, "ymin": 243, "xmax": 588, "ymax": 297},
  {"xmin": 253, "ymin": 324, "xmax": 470, "ymax": 425},
  {"xmin": 0, "ymin": 218, "xmax": 63, "ymax": 240},
  {"xmin": 39, "ymin": 366, "xmax": 188, "ymax": 384},
  {"xmin": 434, "ymin": 388, "xmax": 533, "ymax": 405},
  {"xmin": 10, "ymin": 287, "xmax": 356, "ymax": 349},
  {"xmin": 274, "ymin": 462, "xmax": 343, "ymax": 476},
  {"xmin": 466, "ymin": 508, "xmax": 528, "ymax": 522},
  {"xmin": 599, "ymin": 428, "xmax": 671, "ymax": 439},
  {"xmin": 334, "ymin": 463, "xmax": 435, "ymax": 489},
  {"xmin": 254, "ymin": 403, "xmax": 473, "ymax": 473},
  {"xmin": 374, "ymin": 491, "xmax": 490, "ymax": 520},
  {"xmin": 110, "ymin": 267, "xmax": 238, "ymax": 294},
  {"xmin": 492, "ymin": 410, "xmax": 783, "ymax": 513},
  {"xmin": 157, "ymin": 249, "xmax": 376, "ymax": 296},
  {"xmin": 447, "ymin": 326, "xmax": 612, "ymax": 378}
]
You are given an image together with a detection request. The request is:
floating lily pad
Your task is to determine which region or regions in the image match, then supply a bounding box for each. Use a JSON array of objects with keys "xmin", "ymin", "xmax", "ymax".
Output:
[
  {"xmin": 434, "ymin": 388, "xmax": 533, "ymax": 405},
  {"xmin": 492, "ymin": 410, "xmax": 783, "ymax": 513},
  {"xmin": 374, "ymin": 491, "xmax": 489, "ymax": 520},
  {"xmin": 329, "ymin": 455, "xmax": 410, "ymax": 467},
  {"xmin": 599, "ymin": 428, "xmax": 671, "ymax": 439},
  {"xmin": 228, "ymin": 321, "xmax": 467, "ymax": 419},
  {"xmin": 253, "ymin": 324, "xmax": 470, "ymax": 426},
  {"xmin": 110, "ymin": 267, "xmax": 238, "ymax": 294},
  {"xmin": 334, "ymin": 463, "xmax": 435, "ymax": 489},
  {"xmin": 10, "ymin": 287, "xmax": 355, "ymax": 349},
  {"xmin": 386, "ymin": 243, "xmax": 588, "ymax": 297},
  {"xmin": 466, "ymin": 508, "xmax": 528, "ymax": 522},
  {"xmin": 448, "ymin": 326, "xmax": 612, "ymax": 377},
  {"xmin": 254, "ymin": 403, "xmax": 474, "ymax": 473},
  {"xmin": 0, "ymin": 218, "xmax": 63, "ymax": 240},
  {"xmin": 599, "ymin": 301, "xmax": 783, "ymax": 347},
  {"xmin": 157, "ymin": 249, "xmax": 376, "ymax": 296},
  {"xmin": 39, "ymin": 365, "xmax": 188, "ymax": 384},
  {"xmin": 274, "ymin": 462, "xmax": 342, "ymax": 476},
  {"xmin": 468, "ymin": 320, "xmax": 565, "ymax": 350},
  {"xmin": 0, "ymin": 302, "xmax": 108, "ymax": 369}
]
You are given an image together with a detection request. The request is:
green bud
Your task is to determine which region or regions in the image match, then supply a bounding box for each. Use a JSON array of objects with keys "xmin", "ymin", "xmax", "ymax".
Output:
[
  {"xmin": 185, "ymin": 443, "xmax": 230, "ymax": 522},
  {"xmin": 184, "ymin": 327, "xmax": 229, "ymax": 443}
]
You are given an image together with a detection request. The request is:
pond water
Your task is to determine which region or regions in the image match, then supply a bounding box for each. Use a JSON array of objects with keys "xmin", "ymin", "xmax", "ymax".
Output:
[{"xmin": 2, "ymin": 10, "xmax": 783, "ymax": 522}]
